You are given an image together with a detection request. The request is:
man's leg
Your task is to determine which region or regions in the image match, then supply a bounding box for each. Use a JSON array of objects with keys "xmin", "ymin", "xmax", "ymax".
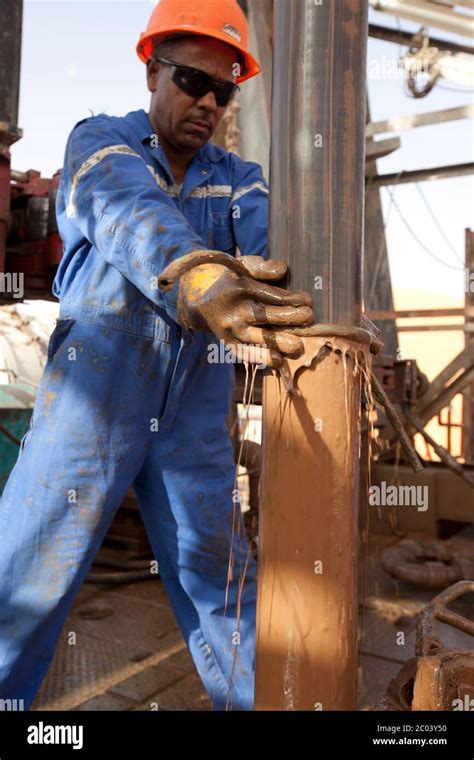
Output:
[
  {"xmin": 0, "ymin": 319, "xmax": 178, "ymax": 708},
  {"xmin": 134, "ymin": 341, "xmax": 257, "ymax": 711}
]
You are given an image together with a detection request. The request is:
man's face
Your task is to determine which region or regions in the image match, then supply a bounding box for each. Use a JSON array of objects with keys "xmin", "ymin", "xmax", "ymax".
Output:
[{"xmin": 147, "ymin": 37, "xmax": 238, "ymax": 154}]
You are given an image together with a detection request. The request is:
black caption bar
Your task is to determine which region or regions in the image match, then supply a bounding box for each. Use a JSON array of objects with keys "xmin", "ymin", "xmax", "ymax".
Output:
[{"xmin": 0, "ymin": 710, "xmax": 472, "ymax": 757}]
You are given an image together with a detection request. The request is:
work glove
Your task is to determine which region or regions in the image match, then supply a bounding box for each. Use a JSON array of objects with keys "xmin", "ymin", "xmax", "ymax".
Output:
[{"xmin": 177, "ymin": 255, "xmax": 314, "ymax": 368}]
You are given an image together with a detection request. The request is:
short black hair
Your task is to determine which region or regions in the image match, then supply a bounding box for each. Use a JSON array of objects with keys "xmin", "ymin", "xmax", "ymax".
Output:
[{"xmin": 152, "ymin": 35, "xmax": 193, "ymax": 61}]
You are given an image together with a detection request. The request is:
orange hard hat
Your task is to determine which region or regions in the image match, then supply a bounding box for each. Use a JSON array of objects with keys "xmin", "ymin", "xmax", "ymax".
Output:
[{"xmin": 136, "ymin": 0, "xmax": 261, "ymax": 84}]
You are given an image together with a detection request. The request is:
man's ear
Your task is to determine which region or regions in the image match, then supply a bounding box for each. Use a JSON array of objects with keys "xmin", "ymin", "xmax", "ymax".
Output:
[{"xmin": 146, "ymin": 56, "xmax": 159, "ymax": 93}]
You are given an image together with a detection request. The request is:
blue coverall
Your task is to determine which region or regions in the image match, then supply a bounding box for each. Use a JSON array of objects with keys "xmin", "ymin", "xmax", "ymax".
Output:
[{"xmin": 0, "ymin": 108, "xmax": 269, "ymax": 710}]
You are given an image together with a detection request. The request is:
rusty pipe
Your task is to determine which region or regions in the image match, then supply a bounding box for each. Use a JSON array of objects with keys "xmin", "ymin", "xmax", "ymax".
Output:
[{"xmin": 10, "ymin": 169, "xmax": 28, "ymax": 184}]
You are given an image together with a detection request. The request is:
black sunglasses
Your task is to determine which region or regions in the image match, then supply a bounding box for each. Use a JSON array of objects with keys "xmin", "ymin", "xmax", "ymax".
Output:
[{"xmin": 154, "ymin": 56, "xmax": 240, "ymax": 107}]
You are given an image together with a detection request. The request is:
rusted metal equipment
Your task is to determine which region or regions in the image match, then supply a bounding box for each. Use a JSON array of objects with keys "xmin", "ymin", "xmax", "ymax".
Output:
[
  {"xmin": 7, "ymin": 169, "xmax": 63, "ymax": 291},
  {"xmin": 254, "ymin": 0, "xmax": 369, "ymax": 710},
  {"xmin": 365, "ymin": 98, "xmax": 398, "ymax": 357},
  {"xmin": 369, "ymin": 22, "xmax": 474, "ymax": 57},
  {"xmin": 0, "ymin": 0, "xmax": 62, "ymax": 295},
  {"xmin": 381, "ymin": 538, "xmax": 474, "ymax": 589},
  {"xmin": 376, "ymin": 582, "xmax": 474, "ymax": 711},
  {"xmin": 371, "ymin": 371, "xmax": 423, "ymax": 473},
  {"xmin": 464, "ymin": 229, "xmax": 474, "ymax": 464},
  {"xmin": 372, "ymin": 356, "xmax": 429, "ymax": 407},
  {"xmin": 370, "ymin": 348, "xmax": 474, "ymax": 487},
  {"xmin": 404, "ymin": 406, "xmax": 474, "ymax": 488}
]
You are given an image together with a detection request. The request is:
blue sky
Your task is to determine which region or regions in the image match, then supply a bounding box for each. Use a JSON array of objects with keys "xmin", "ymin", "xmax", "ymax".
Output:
[{"xmin": 11, "ymin": 1, "xmax": 474, "ymax": 299}]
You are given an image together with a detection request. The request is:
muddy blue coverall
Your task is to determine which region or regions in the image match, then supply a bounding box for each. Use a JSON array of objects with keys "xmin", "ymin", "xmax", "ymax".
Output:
[{"xmin": 0, "ymin": 109, "xmax": 269, "ymax": 710}]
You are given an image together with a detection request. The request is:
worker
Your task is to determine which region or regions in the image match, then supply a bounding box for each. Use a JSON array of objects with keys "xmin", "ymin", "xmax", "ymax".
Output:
[{"xmin": 0, "ymin": 0, "xmax": 313, "ymax": 711}]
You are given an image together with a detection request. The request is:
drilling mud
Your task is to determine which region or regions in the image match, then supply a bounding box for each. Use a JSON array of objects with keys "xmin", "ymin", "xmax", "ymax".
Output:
[{"xmin": 255, "ymin": 336, "xmax": 372, "ymax": 710}]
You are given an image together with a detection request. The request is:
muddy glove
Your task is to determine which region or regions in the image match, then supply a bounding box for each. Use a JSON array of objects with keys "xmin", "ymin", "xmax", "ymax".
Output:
[{"xmin": 174, "ymin": 253, "xmax": 314, "ymax": 368}]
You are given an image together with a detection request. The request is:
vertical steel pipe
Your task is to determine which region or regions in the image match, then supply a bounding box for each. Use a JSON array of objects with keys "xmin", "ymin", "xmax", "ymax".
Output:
[
  {"xmin": 269, "ymin": 0, "xmax": 367, "ymax": 325},
  {"xmin": 0, "ymin": 0, "xmax": 23, "ymax": 273},
  {"xmin": 255, "ymin": 0, "xmax": 369, "ymax": 711},
  {"xmin": 0, "ymin": 0, "xmax": 23, "ymax": 128}
]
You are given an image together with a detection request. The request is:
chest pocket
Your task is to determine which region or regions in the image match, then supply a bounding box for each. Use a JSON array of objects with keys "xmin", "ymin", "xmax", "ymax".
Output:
[{"xmin": 208, "ymin": 211, "xmax": 235, "ymax": 253}]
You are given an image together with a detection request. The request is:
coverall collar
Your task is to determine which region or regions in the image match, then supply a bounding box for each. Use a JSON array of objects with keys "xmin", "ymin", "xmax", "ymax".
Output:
[{"xmin": 127, "ymin": 109, "xmax": 225, "ymax": 190}]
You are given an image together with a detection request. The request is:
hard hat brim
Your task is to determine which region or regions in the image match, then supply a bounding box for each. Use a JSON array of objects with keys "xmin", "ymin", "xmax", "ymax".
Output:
[{"xmin": 136, "ymin": 27, "xmax": 261, "ymax": 84}]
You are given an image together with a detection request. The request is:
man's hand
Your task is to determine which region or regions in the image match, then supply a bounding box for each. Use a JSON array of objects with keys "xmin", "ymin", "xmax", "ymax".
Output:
[{"xmin": 177, "ymin": 255, "xmax": 314, "ymax": 367}]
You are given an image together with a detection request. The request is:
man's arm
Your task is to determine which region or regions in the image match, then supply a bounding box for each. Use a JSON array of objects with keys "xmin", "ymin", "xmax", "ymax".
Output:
[
  {"xmin": 57, "ymin": 115, "xmax": 206, "ymax": 323},
  {"xmin": 172, "ymin": 156, "xmax": 313, "ymax": 363},
  {"xmin": 59, "ymin": 118, "xmax": 313, "ymax": 359}
]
